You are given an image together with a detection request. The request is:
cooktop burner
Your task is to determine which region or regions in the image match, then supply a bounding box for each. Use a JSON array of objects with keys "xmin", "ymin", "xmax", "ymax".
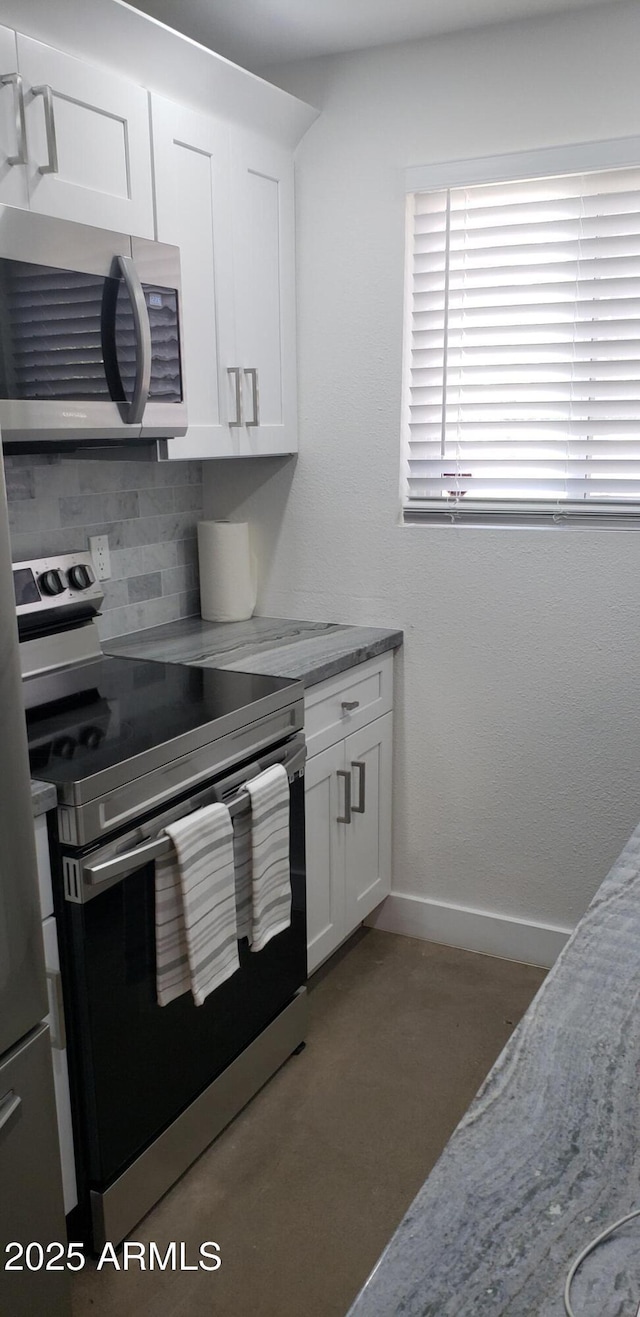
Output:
[{"xmin": 25, "ymin": 655, "xmax": 300, "ymax": 791}]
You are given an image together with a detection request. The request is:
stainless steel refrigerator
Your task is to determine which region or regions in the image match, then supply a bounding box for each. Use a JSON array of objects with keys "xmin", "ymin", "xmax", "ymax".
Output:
[{"xmin": 0, "ymin": 455, "xmax": 71, "ymax": 1315}]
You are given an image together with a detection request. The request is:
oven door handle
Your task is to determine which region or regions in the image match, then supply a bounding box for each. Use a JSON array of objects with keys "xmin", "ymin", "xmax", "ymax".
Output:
[
  {"xmin": 82, "ymin": 755, "xmax": 302, "ymax": 887},
  {"xmin": 84, "ymin": 835, "xmax": 172, "ymax": 885}
]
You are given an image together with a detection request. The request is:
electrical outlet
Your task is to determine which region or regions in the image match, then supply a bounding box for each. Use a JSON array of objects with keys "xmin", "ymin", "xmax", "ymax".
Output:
[{"xmin": 89, "ymin": 535, "xmax": 111, "ymax": 581}]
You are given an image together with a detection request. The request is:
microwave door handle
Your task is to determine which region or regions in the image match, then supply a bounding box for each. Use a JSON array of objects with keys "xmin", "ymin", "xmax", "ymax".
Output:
[{"xmin": 117, "ymin": 255, "xmax": 151, "ymax": 425}]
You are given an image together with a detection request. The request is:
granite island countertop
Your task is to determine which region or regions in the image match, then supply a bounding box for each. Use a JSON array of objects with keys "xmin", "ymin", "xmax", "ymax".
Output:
[
  {"xmin": 103, "ymin": 616, "xmax": 403, "ymax": 687},
  {"xmin": 348, "ymin": 823, "xmax": 640, "ymax": 1317}
]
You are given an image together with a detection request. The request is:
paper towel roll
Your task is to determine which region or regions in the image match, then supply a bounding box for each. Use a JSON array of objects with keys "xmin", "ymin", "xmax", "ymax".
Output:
[{"xmin": 197, "ymin": 521, "xmax": 257, "ymax": 623}]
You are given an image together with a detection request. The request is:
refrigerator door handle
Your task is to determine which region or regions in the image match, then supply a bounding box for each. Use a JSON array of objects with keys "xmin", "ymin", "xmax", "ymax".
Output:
[{"xmin": 0, "ymin": 1089, "xmax": 21, "ymax": 1136}]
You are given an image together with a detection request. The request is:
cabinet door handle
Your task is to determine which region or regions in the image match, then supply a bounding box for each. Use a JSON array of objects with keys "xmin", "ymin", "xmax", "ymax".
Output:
[
  {"xmin": 351, "ymin": 761, "xmax": 366, "ymax": 814},
  {"xmin": 227, "ymin": 367, "xmax": 243, "ymax": 426},
  {"xmin": 46, "ymin": 970, "xmax": 67, "ymax": 1051},
  {"xmin": 341, "ymin": 700, "xmax": 359, "ymax": 714},
  {"xmin": 337, "ymin": 769, "xmax": 351, "ymax": 825},
  {"xmin": 244, "ymin": 368, "xmax": 260, "ymax": 427},
  {"xmin": 1, "ymin": 73, "xmax": 27, "ymax": 165},
  {"xmin": 0, "ymin": 1090, "xmax": 21, "ymax": 1137},
  {"xmin": 31, "ymin": 84, "xmax": 59, "ymax": 174}
]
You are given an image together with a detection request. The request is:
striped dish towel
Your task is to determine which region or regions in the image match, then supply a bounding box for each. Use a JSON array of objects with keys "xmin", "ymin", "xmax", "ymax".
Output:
[
  {"xmin": 245, "ymin": 764, "xmax": 291, "ymax": 953},
  {"xmin": 155, "ymin": 802, "xmax": 239, "ymax": 1007}
]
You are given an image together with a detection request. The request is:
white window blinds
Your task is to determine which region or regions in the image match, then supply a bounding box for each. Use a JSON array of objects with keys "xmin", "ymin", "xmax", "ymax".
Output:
[{"xmin": 402, "ymin": 163, "xmax": 640, "ymax": 523}]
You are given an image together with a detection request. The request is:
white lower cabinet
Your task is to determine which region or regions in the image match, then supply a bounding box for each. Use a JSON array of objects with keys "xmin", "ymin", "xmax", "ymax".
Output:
[
  {"xmin": 34, "ymin": 817, "xmax": 77, "ymax": 1215},
  {"xmin": 305, "ymin": 654, "xmax": 394, "ymax": 974},
  {"xmin": 305, "ymin": 741, "xmax": 346, "ymax": 973}
]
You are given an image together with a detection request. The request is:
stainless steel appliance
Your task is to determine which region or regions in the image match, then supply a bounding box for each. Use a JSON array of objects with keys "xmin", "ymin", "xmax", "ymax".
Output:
[
  {"xmin": 18, "ymin": 555, "xmax": 307, "ymax": 1251},
  {"xmin": 0, "ymin": 205, "xmax": 186, "ymax": 448},
  {"xmin": 0, "ymin": 470, "xmax": 70, "ymax": 1315}
]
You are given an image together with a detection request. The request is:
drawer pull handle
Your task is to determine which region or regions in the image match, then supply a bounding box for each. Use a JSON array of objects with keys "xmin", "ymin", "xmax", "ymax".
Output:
[
  {"xmin": 337, "ymin": 769, "xmax": 351, "ymax": 824},
  {"xmin": 0, "ymin": 1090, "xmax": 21, "ymax": 1137},
  {"xmin": 351, "ymin": 761, "xmax": 366, "ymax": 814},
  {"xmin": 341, "ymin": 700, "xmax": 359, "ymax": 714}
]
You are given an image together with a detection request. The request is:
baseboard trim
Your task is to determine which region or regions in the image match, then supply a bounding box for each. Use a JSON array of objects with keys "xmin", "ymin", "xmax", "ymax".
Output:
[{"xmin": 366, "ymin": 893, "xmax": 571, "ymax": 968}]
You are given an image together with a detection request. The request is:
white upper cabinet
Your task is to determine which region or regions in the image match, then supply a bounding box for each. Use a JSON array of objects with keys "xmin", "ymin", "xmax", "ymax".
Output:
[
  {"xmin": 154, "ymin": 104, "xmax": 299, "ymax": 460},
  {"xmin": 0, "ymin": 32, "xmax": 153, "ymax": 235},
  {"xmin": 151, "ymin": 95, "xmax": 235, "ymax": 461},
  {"xmin": 0, "ymin": 24, "xmax": 28, "ymax": 208},
  {"xmin": 230, "ymin": 130, "xmax": 297, "ymax": 456},
  {"xmin": 0, "ymin": 5, "xmax": 314, "ymax": 458}
]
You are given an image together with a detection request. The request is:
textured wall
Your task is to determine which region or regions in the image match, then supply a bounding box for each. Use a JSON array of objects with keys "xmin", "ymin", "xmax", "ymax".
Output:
[
  {"xmin": 205, "ymin": 1, "xmax": 640, "ymax": 932},
  {"xmin": 6, "ymin": 454, "xmax": 202, "ymax": 639}
]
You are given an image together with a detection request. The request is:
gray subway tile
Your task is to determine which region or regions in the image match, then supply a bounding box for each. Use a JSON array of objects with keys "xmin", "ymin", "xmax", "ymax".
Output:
[
  {"xmin": 176, "ymin": 538, "xmax": 199, "ymax": 566},
  {"xmin": 60, "ymin": 491, "xmax": 140, "ymax": 526},
  {"xmin": 6, "ymin": 454, "xmax": 202, "ymax": 639},
  {"xmin": 155, "ymin": 461, "xmax": 195, "ymax": 486},
  {"xmin": 109, "ymin": 547, "xmax": 144, "ymax": 580},
  {"xmin": 9, "ymin": 498, "xmax": 60, "ymax": 534},
  {"xmin": 101, "ymin": 578, "xmax": 129, "ymax": 610},
  {"xmin": 173, "ymin": 484, "xmax": 203, "ymax": 513},
  {"xmin": 128, "ymin": 572, "xmax": 162, "ymax": 603},
  {"xmin": 141, "ymin": 542, "xmax": 179, "ymax": 572},
  {"xmin": 78, "ymin": 462, "xmax": 131, "ymax": 494},
  {"xmin": 138, "ymin": 487, "xmax": 175, "ymax": 517},
  {"xmin": 5, "ymin": 464, "xmax": 34, "ymax": 500},
  {"xmin": 162, "ymin": 564, "xmax": 195, "ymax": 596},
  {"xmin": 33, "ymin": 462, "xmax": 80, "ymax": 500},
  {"xmin": 179, "ymin": 589, "xmax": 200, "ymax": 618}
]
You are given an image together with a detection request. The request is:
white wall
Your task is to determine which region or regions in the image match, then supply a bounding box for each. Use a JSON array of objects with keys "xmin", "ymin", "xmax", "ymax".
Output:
[{"xmin": 204, "ymin": 1, "xmax": 640, "ymax": 952}]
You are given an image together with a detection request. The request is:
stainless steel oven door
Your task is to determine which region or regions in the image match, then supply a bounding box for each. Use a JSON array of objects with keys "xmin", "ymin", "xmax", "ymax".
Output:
[
  {"xmin": 0, "ymin": 205, "xmax": 186, "ymax": 445},
  {"xmin": 53, "ymin": 732, "xmax": 306, "ymax": 1214}
]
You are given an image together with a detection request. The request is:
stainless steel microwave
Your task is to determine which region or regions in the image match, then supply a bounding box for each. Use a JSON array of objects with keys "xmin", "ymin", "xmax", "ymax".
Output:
[{"xmin": 0, "ymin": 204, "xmax": 187, "ymax": 450}]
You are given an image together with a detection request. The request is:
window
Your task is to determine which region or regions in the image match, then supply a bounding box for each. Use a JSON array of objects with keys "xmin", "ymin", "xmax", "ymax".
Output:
[{"xmin": 401, "ymin": 140, "xmax": 640, "ymax": 525}]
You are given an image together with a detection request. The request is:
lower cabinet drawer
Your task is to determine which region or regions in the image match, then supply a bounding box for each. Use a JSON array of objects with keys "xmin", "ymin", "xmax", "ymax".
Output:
[{"xmin": 304, "ymin": 652, "xmax": 393, "ymax": 758}]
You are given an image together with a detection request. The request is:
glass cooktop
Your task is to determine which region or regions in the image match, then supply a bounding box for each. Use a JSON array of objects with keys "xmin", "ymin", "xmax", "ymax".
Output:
[{"xmin": 25, "ymin": 655, "xmax": 299, "ymax": 788}]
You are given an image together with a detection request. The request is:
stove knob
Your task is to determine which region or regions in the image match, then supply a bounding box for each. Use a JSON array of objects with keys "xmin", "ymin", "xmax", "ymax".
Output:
[
  {"xmin": 38, "ymin": 569, "xmax": 64, "ymax": 597},
  {"xmin": 67, "ymin": 563, "xmax": 95, "ymax": 591}
]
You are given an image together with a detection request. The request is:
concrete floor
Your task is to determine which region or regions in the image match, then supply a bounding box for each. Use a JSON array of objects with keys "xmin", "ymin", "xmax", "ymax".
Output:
[{"xmin": 71, "ymin": 929, "xmax": 546, "ymax": 1317}]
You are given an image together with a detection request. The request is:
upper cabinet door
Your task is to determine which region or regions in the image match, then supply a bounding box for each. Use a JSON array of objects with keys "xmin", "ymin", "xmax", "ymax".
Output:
[
  {"xmin": 0, "ymin": 25, "xmax": 28, "ymax": 208},
  {"xmin": 230, "ymin": 129, "xmax": 298, "ymax": 456},
  {"xmin": 151, "ymin": 94, "xmax": 236, "ymax": 461},
  {"xmin": 17, "ymin": 34, "xmax": 153, "ymax": 236}
]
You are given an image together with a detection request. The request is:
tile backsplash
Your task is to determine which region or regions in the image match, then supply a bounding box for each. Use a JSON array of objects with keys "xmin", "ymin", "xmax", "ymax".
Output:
[{"xmin": 5, "ymin": 454, "xmax": 203, "ymax": 640}]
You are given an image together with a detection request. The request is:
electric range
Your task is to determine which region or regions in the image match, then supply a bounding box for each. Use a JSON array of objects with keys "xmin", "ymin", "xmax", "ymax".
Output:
[{"xmin": 16, "ymin": 552, "xmax": 307, "ymax": 1250}]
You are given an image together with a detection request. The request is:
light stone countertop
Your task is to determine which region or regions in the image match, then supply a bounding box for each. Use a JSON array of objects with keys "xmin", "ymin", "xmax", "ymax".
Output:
[
  {"xmin": 32, "ymin": 617, "xmax": 401, "ymax": 816},
  {"xmin": 103, "ymin": 615, "xmax": 403, "ymax": 687},
  {"xmin": 31, "ymin": 779, "xmax": 57, "ymax": 817},
  {"xmin": 348, "ymin": 822, "xmax": 640, "ymax": 1317}
]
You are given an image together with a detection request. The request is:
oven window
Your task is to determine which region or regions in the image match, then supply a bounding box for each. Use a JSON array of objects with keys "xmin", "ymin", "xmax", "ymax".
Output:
[{"xmin": 0, "ymin": 258, "xmax": 182, "ymax": 404}]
